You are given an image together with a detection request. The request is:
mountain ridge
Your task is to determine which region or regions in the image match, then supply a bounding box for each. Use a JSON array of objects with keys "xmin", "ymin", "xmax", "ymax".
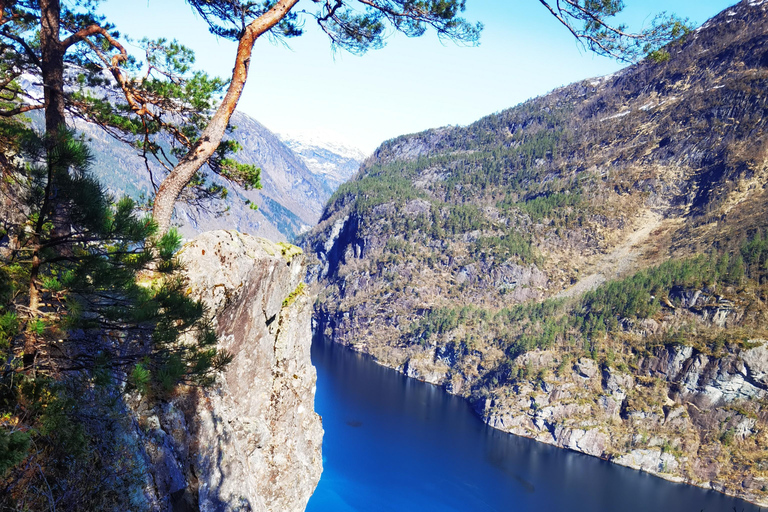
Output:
[
  {"xmin": 27, "ymin": 102, "xmax": 360, "ymax": 241},
  {"xmin": 279, "ymin": 130, "xmax": 366, "ymax": 198},
  {"xmin": 303, "ymin": 0, "xmax": 768, "ymax": 504}
]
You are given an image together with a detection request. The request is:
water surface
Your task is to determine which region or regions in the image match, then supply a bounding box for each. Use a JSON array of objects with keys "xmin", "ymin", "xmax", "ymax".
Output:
[{"xmin": 307, "ymin": 337, "xmax": 761, "ymax": 512}]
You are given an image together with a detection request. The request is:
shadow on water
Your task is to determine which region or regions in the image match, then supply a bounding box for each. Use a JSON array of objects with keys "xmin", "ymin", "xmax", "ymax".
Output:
[{"xmin": 308, "ymin": 336, "xmax": 764, "ymax": 512}]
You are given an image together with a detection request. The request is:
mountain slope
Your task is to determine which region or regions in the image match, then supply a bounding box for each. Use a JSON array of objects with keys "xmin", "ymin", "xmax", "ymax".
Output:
[
  {"xmin": 55, "ymin": 109, "xmax": 338, "ymax": 241},
  {"xmin": 303, "ymin": 0, "xmax": 768, "ymax": 504}
]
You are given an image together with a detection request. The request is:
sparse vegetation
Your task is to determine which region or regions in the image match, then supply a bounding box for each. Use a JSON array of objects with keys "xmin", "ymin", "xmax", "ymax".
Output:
[{"xmin": 283, "ymin": 282, "xmax": 307, "ymax": 308}]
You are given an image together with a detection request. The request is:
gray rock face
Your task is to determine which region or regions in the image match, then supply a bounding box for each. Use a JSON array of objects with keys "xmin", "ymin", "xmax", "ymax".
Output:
[
  {"xmin": 575, "ymin": 358, "xmax": 599, "ymax": 379},
  {"xmin": 474, "ymin": 342, "xmax": 768, "ymax": 507},
  {"xmin": 615, "ymin": 449, "xmax": 681, "ymax": 476},
  {"xmin": 640, "ymin": 342, "xmax": 768, "ymax": 405},
  {"xmin": 556, "ymin": 428, "xmax": 609, "ymax": 457},
  {"xmin": 135, "ymin": 231, "xmax": 322, "ymax": 511},
  {"xmin": 742, "ymin": 340, "xmax": 768, "ymax": 387}
]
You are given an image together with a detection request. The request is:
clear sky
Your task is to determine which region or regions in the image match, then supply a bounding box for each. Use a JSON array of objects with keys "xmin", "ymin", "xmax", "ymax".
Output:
[{"xmin": 100, "ymin": 0, "xmax": 737, "ymax": 153}]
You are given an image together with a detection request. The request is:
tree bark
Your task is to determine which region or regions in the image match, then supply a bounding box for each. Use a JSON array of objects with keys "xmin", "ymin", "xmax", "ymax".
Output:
[
  {"xmin": 26, "ymin": 0, "xmax": 66, "ymax": 368},
  {"xmin": 39, "ymin": 0, "xmax": 66, "ymax": 133},
  {"xmin": 151, "ymin": 0, "xmax": 300, "ymax": 235}
]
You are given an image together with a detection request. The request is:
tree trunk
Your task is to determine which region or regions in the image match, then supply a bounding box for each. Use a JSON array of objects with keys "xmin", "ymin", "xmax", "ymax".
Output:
[
  {"xmin": 39, "ymin": 0, "xmax": 66, "ymax": 133},
  {"xmin": 25, "ymin": 0, "xmax": 66, "ymax": 369},
  {"xmin": 151, "ymin": 0, "xmax": 300, "ymax": 235}
]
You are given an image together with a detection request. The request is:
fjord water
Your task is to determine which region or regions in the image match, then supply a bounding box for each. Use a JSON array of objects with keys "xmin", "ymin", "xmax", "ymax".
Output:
[{"xmin": 307, "ymin": 337, "xmax": 761, "ymax": 512}]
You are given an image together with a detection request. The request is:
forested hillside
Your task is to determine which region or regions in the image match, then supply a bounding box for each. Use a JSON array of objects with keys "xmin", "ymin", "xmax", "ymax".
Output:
[{"xmin": 304, "ymin": 0, "xmax": 768, "ymax": 504}]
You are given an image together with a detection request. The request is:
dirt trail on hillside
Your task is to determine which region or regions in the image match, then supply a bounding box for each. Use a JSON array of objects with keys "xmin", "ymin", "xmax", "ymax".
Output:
[{"xmin": 554, "ymin": 211, "xmax": 663, "ymax": 299}]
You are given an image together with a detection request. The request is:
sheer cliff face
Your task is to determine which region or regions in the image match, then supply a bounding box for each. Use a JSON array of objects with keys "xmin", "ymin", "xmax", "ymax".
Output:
[
  {"xmin": 134, "ymin": 231, "xmax": 322, "ymax": 512},
  {"xmin": 303, "ymin": 0, "xmax": 768, "ymax": 506}
]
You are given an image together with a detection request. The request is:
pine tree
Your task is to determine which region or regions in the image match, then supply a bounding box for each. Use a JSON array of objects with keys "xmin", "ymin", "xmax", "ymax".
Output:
[
  {"xmin": 0, "ymin": 127, "xmax": 232, "ymax": 508},
  {"xmin": 0, "ymin": 1, "xmax": 688, "ymax": 235}
]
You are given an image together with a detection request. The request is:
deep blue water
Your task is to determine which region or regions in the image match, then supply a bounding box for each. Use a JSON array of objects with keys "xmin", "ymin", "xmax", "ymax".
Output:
[{"xmin": 307, "ymin": 337, "xmax": 763, "ymax": 512}]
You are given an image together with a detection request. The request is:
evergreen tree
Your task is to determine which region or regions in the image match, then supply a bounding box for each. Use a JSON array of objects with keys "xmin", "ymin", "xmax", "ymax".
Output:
[
  {"xmin": 0, "ymin": 1, "xmax": 688, "ymax": 235},
  {"xmin": 0, "ymin": 126, "xmax": 231, "ymax": 508},
  {"xmin": 0, "ymin": 0, "xmax": 257, "ymax": 225}
]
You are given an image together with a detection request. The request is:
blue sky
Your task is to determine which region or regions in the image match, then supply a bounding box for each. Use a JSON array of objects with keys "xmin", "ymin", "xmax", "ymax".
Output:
[{"xmin": 101, "ymin": 0, "xmax": 737, "ymax": 152}]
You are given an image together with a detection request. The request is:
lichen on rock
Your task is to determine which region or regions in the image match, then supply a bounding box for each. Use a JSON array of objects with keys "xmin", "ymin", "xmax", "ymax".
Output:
[{"xmin": 133, "ymin": 230, "xmax": 322, "ymax": 511}]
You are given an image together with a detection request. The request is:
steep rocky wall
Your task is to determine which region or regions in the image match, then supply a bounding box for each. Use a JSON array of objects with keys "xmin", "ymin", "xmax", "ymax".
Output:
[
  {"xmin": 314, "ymin": 298, "xmax": 768, "ymax": 506},
  {"xmin": 308, "ymin": 207, "xmax": 768, "ymax": 505},
  {"xmin": 131, "ymin": 230, "xmax": 322, "ymax": 511},
  {"xmin": 474, "ymin": 342, "xmax": 768, "ymax": 507}
]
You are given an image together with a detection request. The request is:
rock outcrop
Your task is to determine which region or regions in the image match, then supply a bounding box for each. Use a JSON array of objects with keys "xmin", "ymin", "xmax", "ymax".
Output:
[
  {"xmin": 475, "ymin": 342, "xmax": 768, "ymax": 506},
  {"xmin": 131, "ymin": 231, "xmax": 322, "ymax": 511}
]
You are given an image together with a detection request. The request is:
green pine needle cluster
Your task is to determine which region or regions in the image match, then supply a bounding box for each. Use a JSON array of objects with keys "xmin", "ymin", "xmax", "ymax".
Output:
[{"xmin": 0, "ymin": 128, "xmax": 231, "ymax": 506}]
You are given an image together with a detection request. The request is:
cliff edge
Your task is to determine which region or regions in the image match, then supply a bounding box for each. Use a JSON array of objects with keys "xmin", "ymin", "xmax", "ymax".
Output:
[{"xmin": 132, "ymin": 230, "xmax": 323, "ymax": 511}]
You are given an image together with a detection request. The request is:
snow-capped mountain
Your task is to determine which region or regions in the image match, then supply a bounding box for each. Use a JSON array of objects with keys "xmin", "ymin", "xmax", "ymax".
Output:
[{"xmin": 278, "ymin": 129, "xmax": 368, "ymax": 196}]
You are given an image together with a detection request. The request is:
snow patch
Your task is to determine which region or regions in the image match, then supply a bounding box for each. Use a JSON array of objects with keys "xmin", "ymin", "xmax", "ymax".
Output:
[
  {"xmin": 601, "ymin": 110, "xmax": 631, "ymax": 122},
  {"xmin": 278, "ymin": 128, "xmax": 368, "ymax": 162},
  {"xmin": 588, "ymin": 71, "xmax": 620, "ymax": 87}
]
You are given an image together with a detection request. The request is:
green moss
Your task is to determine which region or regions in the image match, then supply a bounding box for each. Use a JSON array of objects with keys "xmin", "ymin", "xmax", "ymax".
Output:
[
  {"xmin": 283, "ymin": 282, "xmax": 306, "ymax": 308},
  {"xmin": 256, "ymin": 239, "xmax": 303, "ymax": 261},
  {"xmin": 277, "ymin": 242, "xmax": 303, "ymax": 261}
]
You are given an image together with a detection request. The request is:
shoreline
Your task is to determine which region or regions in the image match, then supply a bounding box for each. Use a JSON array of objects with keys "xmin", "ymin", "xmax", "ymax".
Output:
[{"xmin": 316, "ymin": 334, "xmax": 768, "ymax": 509}]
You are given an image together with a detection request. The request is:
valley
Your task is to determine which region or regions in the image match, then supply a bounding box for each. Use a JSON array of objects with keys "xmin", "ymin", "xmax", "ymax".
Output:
[
  {"xmin": 302, "ymin": 0, "xmax": 768, "ymax": 504},
  {"xmin": 3, "ymin": 0, "xmax": 765, "ymax": 509}
]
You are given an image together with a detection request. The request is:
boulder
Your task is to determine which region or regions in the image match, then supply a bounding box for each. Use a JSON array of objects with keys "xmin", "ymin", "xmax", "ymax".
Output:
[
  {"xmin": 742, "ymin": 340, "xmax": 768, "ymax": 388},
  {"xmin": 615, "ymin": 449, "xmax": 680, "ymax": 475}
]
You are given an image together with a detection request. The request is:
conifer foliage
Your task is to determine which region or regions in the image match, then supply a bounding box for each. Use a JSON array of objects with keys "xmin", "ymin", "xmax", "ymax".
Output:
[
  {"xmin": 0, "ymin": 124, "xmax": 231, "ymax": 508},
  {"xmin": 0, "ymin": 0, "xmax": 696, "ymax": 506},
  {"xmin": 0, "ymin": 0, "xmax": 260, "ymax": 224}
]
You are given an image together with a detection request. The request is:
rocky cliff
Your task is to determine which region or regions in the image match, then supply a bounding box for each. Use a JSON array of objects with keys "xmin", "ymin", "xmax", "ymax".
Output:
[
  {"xmin": 303, "ymin": 0, "xmax": 768, "ymax": 505},
  {"xmin": 477, "ymin": 340, "xmax": 768, "ymax": 506},
  {"xmin": 131, "ymin": 231, "xmax": 322, "ymax": 511}
]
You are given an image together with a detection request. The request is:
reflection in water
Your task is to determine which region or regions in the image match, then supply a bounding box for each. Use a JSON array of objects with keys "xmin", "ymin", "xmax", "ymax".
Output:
[
  {"xmin": 307, "ymin": 337, "xmax": 760, "ymax": 512},
  {"xmin": 513, "ymin": 475, "xmax": 535, "ymax": 494}
]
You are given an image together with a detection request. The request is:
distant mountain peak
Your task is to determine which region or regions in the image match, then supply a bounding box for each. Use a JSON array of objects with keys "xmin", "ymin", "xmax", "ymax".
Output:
[
  {"xmin": 277, "ymin": 128, "xmax": 366, "ymax": 196},
  {"xmin": 278, "ymin": 128, "xmax": 369, "ymax": 162}
]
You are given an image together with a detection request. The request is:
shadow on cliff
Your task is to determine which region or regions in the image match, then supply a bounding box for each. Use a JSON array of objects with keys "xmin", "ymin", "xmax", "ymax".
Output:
[{"xmin": 169, "ymin": 388, "xmax": 252, "ymax": 512}]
